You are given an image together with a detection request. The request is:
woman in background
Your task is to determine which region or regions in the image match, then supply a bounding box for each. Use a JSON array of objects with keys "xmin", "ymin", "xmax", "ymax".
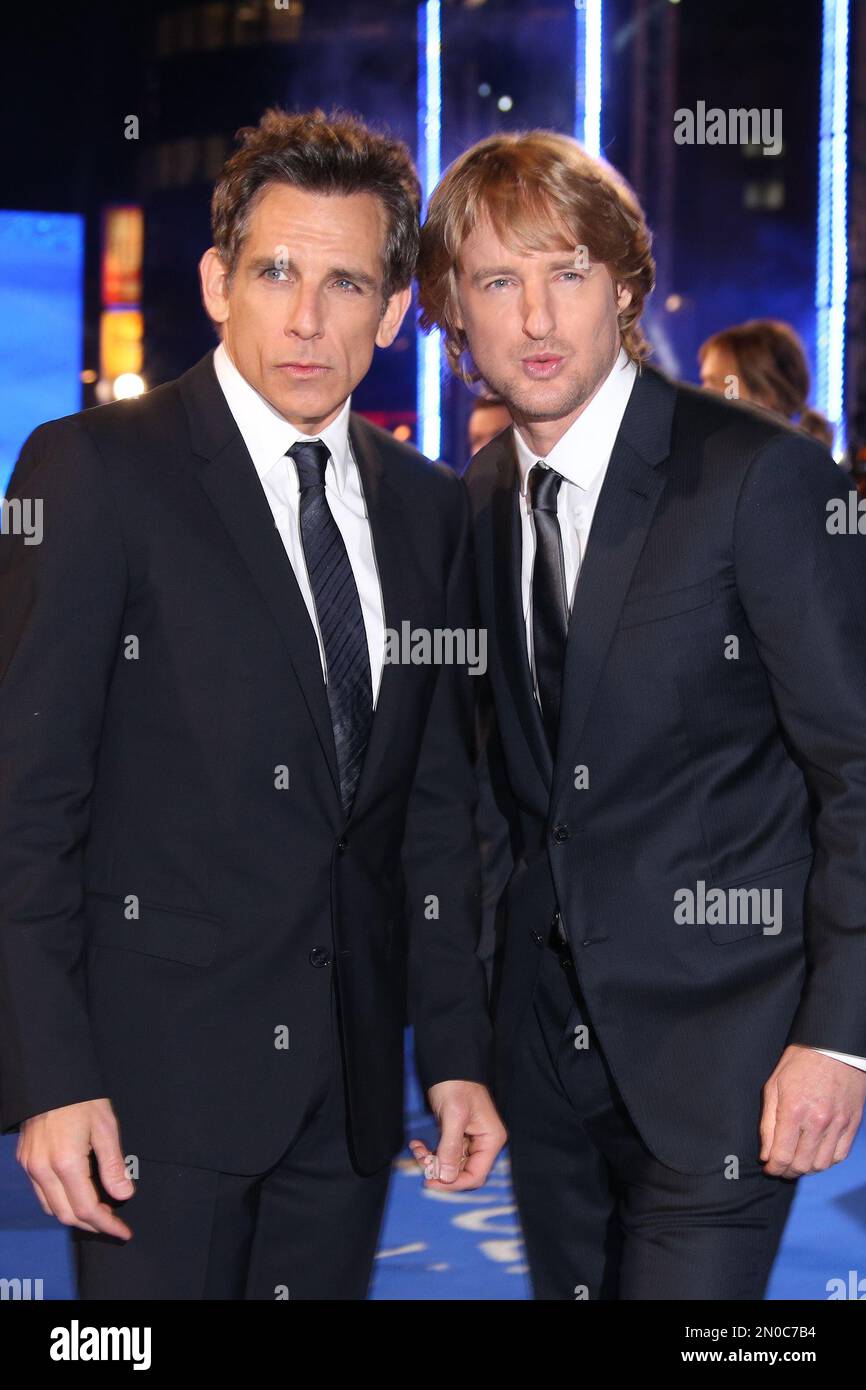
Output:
[{"xmin": 699, "ymin": 318, "xmax": 834, "ymax": 449}]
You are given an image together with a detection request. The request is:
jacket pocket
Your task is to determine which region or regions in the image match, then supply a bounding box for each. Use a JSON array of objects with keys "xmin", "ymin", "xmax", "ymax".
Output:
[
  {"xmin": 617, "ymin": 577, "xmax": 718, "ymax": 629},
  {"xmin": 700, "ymin": 854, "xmax": 812, "ymax": 944},
  {"xmin": 85, "ymin": 892, "xmax": 224, "ymax": 966}
]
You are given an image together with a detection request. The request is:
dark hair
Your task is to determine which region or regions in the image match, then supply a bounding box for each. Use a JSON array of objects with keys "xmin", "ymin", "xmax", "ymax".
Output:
[{"xmin": 211, "ymin": 106, "xmax": 421, "ymax": 304}]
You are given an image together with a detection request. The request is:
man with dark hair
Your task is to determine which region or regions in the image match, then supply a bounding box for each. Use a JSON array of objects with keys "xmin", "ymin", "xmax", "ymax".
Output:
[
  {"xmin": 417, "ymin": 129, "xmax": 866, "ymax": 1300},
  {"xmin": 0, "ymin": 107, "xmax": 503, "ymax": 1300}
]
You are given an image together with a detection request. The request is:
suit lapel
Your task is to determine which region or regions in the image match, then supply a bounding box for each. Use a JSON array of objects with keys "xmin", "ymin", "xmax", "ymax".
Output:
[
  {"xmin": 550, "ymin": 365, "xmax": 675, "ymax": 809},
  {"xmin": 490, "ymin": 434, "xmax": 554, "ymax": 788},
  {"xmin": 179, "ymin": 350, "xmax": 341, "ymax": 802},
  {"xmin": 344, "ymin": 414, "xmax": 413, "ymax": 814}
]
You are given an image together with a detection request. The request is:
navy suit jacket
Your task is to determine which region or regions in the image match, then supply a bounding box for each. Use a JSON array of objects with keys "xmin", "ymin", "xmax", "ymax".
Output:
[
  {"xmin": 0, "ymin": 349, "xmax": 492, "ymax": 1174},
  {"xmin": 467, "ymin": 363, "xmax": 866, "ymax": 1174}
]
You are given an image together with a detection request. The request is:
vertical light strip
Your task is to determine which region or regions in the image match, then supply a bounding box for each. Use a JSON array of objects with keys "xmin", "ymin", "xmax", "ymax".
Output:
[
  {"xmin": 816, "ymin": 0, "xmax": 849, "ymax": 457},
  {"xmin": 417, "ymin": 0, "xmax": 442, "ymax": 460},
  {"xmin": 575, "ymin": 0, "xmax": 603, "ymax": 155}
]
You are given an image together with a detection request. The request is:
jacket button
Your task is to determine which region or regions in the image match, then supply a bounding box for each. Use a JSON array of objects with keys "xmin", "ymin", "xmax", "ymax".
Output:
[
  {"xmin": 552, "ymin": 824, "xmax": 570, "ymax": 843},
  {"xmin": 530, "ymin": 929, "xmax": 544, "ymax": 947},
  {"xmin": 336, "ymin": 837, "xmax": 348, "ymax": 852},
  {"xmin": 309, "ymin": 947, "xmax": 331, "ymax": 968}
]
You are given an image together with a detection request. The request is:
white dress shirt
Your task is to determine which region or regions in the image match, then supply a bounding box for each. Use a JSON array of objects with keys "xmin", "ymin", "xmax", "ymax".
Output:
[
  {"xmin": 512, "ymin": 346, "xmax": 866, "ymax": 1074},
  {"xmin": 513, "ymin": 346, "xmax": 637, "ymax": 683},
  {"xmin": 212, "ymin": 340, "xmax": 385, "ymax": 706}
]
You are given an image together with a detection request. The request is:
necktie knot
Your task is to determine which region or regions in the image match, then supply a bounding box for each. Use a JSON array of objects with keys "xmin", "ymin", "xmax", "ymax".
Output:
[
  {"xmin": 288, "ymin": 439, "xmax": 331, "ymax": 492},
  {"xmin": 528, "ymin": 462, "xmax": 563, "ymax": 513}
]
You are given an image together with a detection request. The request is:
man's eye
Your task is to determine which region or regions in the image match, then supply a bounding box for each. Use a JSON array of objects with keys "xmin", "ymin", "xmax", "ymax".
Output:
[
  {"xmin": 485, "ymin": 279, "xmax": 511, "ymax": 291},
  {"xmin": 559, "ymin": 271, "xmax": 585, "ymax": 283},
  {"xmin": 333, "ymin": 278, "xmax": 360, "ymax": 292},
  {"xmin": 263, "ymin": 267, "xmax": 288, "ymax": 281}
]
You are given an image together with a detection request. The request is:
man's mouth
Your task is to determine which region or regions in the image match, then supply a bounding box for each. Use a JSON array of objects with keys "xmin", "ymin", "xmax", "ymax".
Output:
[
  {"xmin": 276, "ymin": 362, "xmax": 331, "ymax": 378},
  {"xmin": 520, "ymin": 354, "xmax": 565, "ymax": 379}
]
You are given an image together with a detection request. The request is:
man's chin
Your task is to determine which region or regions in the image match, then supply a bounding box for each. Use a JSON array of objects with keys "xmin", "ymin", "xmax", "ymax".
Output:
[
  {"xmin": 269, "ymin": 382, "xmax": 341, "ymax": 429},
  {"xmin": 502, "ymin": 379, "xmax": 591, "ymax": 424}
]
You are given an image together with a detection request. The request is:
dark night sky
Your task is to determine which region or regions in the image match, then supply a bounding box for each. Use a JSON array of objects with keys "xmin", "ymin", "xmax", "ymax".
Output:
[{"xmin": 0, "ymin": 0, "xmax": 833, "ymax": 447}]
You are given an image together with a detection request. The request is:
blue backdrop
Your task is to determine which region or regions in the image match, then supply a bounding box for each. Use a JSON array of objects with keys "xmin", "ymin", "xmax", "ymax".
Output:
[{"xmin": 0, "ymin": 209, "xmax": 83, "ymax": 497}]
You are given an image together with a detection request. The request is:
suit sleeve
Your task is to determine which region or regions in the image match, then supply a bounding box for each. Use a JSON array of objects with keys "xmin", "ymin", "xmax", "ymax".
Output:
[
  {"xmin": 0, "ymin": 419, "xmax": 127, "ymax": 1130},
  {"xmin": 401, "ymin": 471, "xmax": 493, "ymax": 1093},
  {"xmin": 733, "ymin": 432, "xmax": 866, "ymax": 1058}
]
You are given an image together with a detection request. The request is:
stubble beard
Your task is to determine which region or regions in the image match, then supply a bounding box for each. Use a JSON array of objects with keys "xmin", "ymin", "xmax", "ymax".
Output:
[{"xmin": 474, "ymin": 336, "xmax": 619, "ymax": 427}]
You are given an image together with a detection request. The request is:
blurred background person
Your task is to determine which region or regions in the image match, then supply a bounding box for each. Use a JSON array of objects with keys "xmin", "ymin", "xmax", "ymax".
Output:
[
  {"xmin": 699, "ymin": 318, "xmax": 834, "ymax": 447},
  {"xmin": 468, "ymin": 394, "xmax": 512, "ymax": 460}
]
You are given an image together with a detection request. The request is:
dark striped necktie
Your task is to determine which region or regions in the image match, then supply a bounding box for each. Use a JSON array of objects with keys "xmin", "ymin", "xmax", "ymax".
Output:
[
  {"xmin": 288, "ymin": 438, "xmax": 373, "ymax": 818},
  {"xmin": 528, "ymin": 461, "xmax": 569, "ymax": 752}
]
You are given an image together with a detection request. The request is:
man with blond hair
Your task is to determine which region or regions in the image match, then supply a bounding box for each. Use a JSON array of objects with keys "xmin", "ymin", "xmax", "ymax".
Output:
[{"xmin": 417, "ymin": 130, "xmax": 866, "ymax": 1300}]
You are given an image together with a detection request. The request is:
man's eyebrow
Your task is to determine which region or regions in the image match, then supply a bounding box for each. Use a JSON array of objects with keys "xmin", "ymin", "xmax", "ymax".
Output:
[
  {"xmin": 247, "ymin": 254, "xmax": 292, "ymax": 274},
  {"xmin": 246, "ymin": 254, "xmax": 379, "ymax": 290},
  {"xmin": 469, "ymin": 265, "xmax": 518, "ymax": 284}
]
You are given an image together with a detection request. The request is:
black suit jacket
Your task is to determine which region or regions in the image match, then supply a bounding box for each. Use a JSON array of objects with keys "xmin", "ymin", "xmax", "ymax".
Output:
[
  {"xmin": 467, "ymin": 363, "xmax": 866, "ymax": 1175},
  {"xmin": 0, "ymin": 348, "xmax": 491, "ymax": 1174}
]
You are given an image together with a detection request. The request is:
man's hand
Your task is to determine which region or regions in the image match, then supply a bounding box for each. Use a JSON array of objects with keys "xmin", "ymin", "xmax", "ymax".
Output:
[
  {"xmin": 408, "ymin": 1080, "xmax": 506, "ymax": 1191},
  {"xmin": 760, "ymin": 1045, "xmax": 866, "ymax": 1178},
  {"xmin": 16, "ymin": 1098, "xmax": 135, "ymax": 1238}
]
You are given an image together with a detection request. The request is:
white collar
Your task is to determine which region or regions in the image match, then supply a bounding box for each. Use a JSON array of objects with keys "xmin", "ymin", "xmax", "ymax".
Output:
[
  {"xmin": 213, "ymin": 339, "xmax": 353, "ymax": 495},
  {"xmin": 513, "ymin": 346, "xmax": 637, "ymax": 495}
]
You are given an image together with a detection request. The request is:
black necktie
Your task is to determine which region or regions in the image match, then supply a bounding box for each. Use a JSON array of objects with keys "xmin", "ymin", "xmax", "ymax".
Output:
[
  {"xmin": 528, "ymin": 462, "xmax": 569, "ymax": 752},
  {"xmin": 289, "ymin": 439, "xmax": 373, "ymax": 818}
]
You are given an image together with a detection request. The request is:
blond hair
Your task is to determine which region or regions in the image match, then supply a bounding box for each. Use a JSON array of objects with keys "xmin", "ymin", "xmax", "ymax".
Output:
[{"xmin": 418, "ymin": 130, "xmax": 655, "ymax": 384}]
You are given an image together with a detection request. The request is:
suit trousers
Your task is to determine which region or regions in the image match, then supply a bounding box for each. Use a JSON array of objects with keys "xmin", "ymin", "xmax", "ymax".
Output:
[
  {"xmin": 504, "ymin": 934, "xmax": 799, "ymax": 1300},
  {"xmin": 73, "ymin": 974, "xmax": 393, "ymax": 1300}
]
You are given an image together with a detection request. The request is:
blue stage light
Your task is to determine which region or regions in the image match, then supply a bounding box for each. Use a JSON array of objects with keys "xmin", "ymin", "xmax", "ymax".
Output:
[
  {"xmin": 417, "ymin": 0, "xmax": 442, "ymax": 462},
  {"xmin": 815, "ymin": 0, "xmax": 849, "ymax": 458},
  {"xmin": 575, "ymin": 0, "xmax": 603, "ymax": 156}
]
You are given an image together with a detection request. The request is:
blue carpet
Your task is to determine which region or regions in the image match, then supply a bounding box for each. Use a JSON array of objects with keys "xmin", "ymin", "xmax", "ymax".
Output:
[{"xmin": 2, "ymin": 1032, "xmax": 863, "ymax": 1300}]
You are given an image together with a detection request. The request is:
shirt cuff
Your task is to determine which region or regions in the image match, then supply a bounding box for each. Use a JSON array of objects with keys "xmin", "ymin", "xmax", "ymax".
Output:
[{"xmin": 812, "ymin": 1047, "xmax": 866, "ymax": 1072}]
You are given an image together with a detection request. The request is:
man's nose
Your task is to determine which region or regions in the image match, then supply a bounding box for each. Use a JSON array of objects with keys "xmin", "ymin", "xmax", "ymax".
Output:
[
  {"xmin": 286, "ymin": 287, "xmax": 324, "ymax": 339},
  {"xmin": 521, "ymin": 289, "xmax": 555, "ymax": 341}
]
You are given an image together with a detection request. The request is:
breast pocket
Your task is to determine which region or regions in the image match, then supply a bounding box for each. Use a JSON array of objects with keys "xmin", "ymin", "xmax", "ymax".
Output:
[
  {"xmin": 617, "ymin": 577, "xmax": 718, "ymax": 630},
  {"xmin": 85, "ymin": 892, "xmax": 224, "ymax": 967}
]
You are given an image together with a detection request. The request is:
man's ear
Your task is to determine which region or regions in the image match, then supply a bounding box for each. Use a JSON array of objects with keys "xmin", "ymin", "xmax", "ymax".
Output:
[
  {"xmin": 615, "ymin": 280, "xmax": 633, "ymax": 313},
  {"xmin": 199, "ymin": 247, "xmax": 231, "ymax": 328},
  {"xmin": 375, "ymin": 286, "xmax": 413, "ymax": 348}
]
